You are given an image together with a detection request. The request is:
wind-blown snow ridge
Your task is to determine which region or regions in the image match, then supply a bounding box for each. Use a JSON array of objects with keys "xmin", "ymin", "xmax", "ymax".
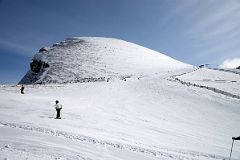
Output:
[
  {"xmin": 214, "ymin": 68, "xmax": 240, "ymax": 75},
  {"xmin": 169, "ymin": 68, "xmax": 240, "ymax": 100},
  {"xmin": 19, "ymin": 37, "xmax": 191, "ymax": 84},
  {"xmin": 0, "ymin": 121, "xmax": 226, "ymax": 160}
]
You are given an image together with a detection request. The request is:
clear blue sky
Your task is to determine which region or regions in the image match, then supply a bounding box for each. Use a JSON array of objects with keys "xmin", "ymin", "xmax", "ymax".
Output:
[{"xmin": 0, "ymin": 0, "xmax": 240, "ymax": 84}]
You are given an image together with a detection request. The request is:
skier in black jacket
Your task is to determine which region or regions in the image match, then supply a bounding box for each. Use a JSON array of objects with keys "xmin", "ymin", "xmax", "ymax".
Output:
[{"xmin": 20, "ymin": 85, "xmax": 24, "ymax": 94}]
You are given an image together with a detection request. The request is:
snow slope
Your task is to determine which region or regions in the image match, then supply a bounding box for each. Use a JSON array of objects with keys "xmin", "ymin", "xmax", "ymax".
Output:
[
  {"xmin": 19, "ymin": 37, "xmax": 190, "ymax": 84},
  {"xmin": 1, "ymin": 37, "xmax": 240, "ymax": 159},
  {"xmin": 176, "ymin": 68, "xmax": 240, "ymax": 97},
  {"xmin": 1, "ymin": 68, "xmax": 240, "ymax": 160}
]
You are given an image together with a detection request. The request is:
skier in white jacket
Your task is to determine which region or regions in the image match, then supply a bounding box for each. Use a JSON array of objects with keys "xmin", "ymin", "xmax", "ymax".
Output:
[{"xmin": 54, "ymin": 100, "xmax": 62, "ymax": 119}]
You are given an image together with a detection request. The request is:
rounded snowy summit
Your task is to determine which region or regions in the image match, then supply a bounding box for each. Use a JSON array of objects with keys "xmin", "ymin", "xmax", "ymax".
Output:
[{"xmin": 19, "ymin": 37, "xmax": 191, "ymax": 84}]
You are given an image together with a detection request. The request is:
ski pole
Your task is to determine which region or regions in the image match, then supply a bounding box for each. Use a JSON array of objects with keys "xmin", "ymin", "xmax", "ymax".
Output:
[{"xmin": 229, "ymin": 139, "xmax": 234, "ymax": 160}]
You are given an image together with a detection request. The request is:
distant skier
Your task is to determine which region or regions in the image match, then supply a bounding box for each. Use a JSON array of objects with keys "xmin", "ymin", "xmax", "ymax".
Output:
[
  {"xmin": 20, "ymin": 85, "xmax": 25, "ymax": 94},
  {"xmin": 232, "ymin": 136, "xmax": 240, "ymax": 140},
  {"xmin": 54, "ymin": 100, "xmax": 62, "ymax": 119}
]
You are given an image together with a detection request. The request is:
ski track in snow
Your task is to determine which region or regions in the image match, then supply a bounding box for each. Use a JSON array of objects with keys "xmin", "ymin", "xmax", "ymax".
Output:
[
  {"xmin": 0, "ymin": 121, "xmax": 227, "ymax": 160},
  {"xmin": 169, "ymin": 68, "xmax": 240, "ymax": 100}
]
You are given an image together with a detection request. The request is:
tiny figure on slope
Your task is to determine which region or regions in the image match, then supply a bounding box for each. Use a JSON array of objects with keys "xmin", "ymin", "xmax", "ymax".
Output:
[
  {"xmin": 232, "ymin": 136, "xmax": 240, "ymax": 140},
  {"xmin": 20, "ymin": 85, "xmax": 25, "ymax": 94},
  {"xmin": 54, "ymin": 100, "xmax": 62, "ymax": 119}
]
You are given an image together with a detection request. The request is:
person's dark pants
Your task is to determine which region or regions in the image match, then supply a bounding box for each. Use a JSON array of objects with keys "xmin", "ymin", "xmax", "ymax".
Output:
[{"xmin": 56, "ymin": 109, "xmax": 61, "ymax": 119}]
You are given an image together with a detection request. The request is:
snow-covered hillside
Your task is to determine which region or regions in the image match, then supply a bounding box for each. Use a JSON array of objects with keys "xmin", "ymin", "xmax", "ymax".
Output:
[
  {"xmin": 1, "ymin": 37, "xmax": 240, "ymax": 160},
  {"xmin": 1, "ymin": 68, "xmax": 240, "ymax": 160},
  {"xmin": 19, "ymin": 37, "xmax": 190, "ymax": 84}
]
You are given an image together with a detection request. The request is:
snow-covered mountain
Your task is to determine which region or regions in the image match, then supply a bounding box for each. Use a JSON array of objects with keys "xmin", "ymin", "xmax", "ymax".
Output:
[
  {"xmin": 19, "ymin": 37, "xmax": 190, "ymax": 84},
  {"xmin": 1, "ymin": 37, "xmax": 240, "ymax": 160}
]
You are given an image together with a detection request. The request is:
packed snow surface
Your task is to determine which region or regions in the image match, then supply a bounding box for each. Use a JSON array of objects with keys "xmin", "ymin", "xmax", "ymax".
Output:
[
  {"xmin": 1, "ymin": 37, "xmax": 240, "ymax": 159},
  {"xmin": 1, "ymin": 68, "xmax": 240, "ymax": 160},
  {"xmin": 19, "ymin": 37, "xmax": 190, "ymax": 84}
]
